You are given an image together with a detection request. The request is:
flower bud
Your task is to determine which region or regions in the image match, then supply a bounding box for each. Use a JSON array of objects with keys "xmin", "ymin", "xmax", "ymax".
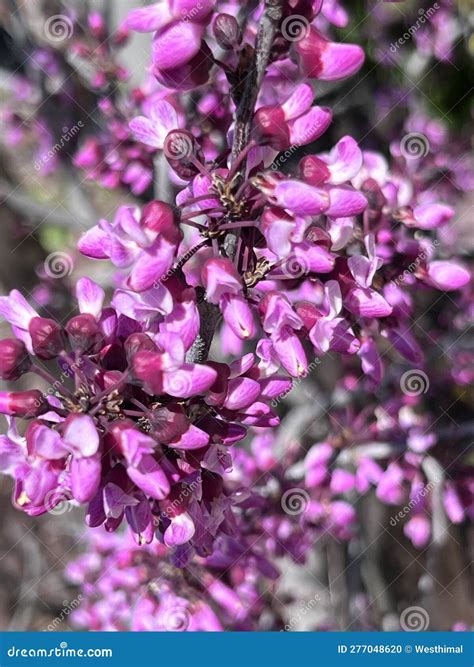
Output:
[
  {"xmin": 0, "ymin": 390, "xmax": 46, "ymax": 418},
  {"xmin": 253, "ymin": 106, "xmax": 290, "ymax": 150},
  {"xmin": 299, "ymin": 155, "xmax": 331, "ymax": 186},
  {"xmin": 140, "ymin": 200, "xmax": 180, "ymax": 244},
  {"xmin": 66, "ymin": 314, "xmax": 101, "ymax": 351},
  {"xmin": 29, "ymin": 317, "xmax": 64, "ymax": 359},
  {"xmin": 163, "ymin": 130, "xmax": 203, "ymax": 180},
  {"xmin": 153, "ymin": 43, "xmax": 212, "ymax": 91},
  {"xmin": 0, "ymin": 339, "xmax": 31, "ymax": 380},
  {"xmin": 213, "ymin": 14, "xmax": 241, "ymax": 49},
  {"xmin": 124, "ymin": 333, "xmax": 157, "ymax": 362}
]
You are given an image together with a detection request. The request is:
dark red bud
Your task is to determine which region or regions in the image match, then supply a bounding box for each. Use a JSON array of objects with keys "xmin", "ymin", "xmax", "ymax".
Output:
[
  {"xmin": 201, "ymin": 470, "xmax": 224, "ymax": 501},
  {"xmin": 295, "ymin": 302, "xmax": 321, "ymax": 330},
  {"xmin": 103, "ymin": 419, "xmax": 137, "ymax": 456},
  {"xmin": 0, "ymin": 390, "xmax": 46, "ymax": 418},
  {"xmin": 140, "ymin": 200, "xmax": 181, "ymax": 244},
  {"xmin": 213, "ymin": 13, "xmax": 242, "ymax": 49},
  {"xmin": 253, "ymin": 106, "xmax": 290, "ymax": 150},
  {"xmin": 99, "ymin": 344, "xmax": 127, "ymax": 371},
  {"xmin": 164, "ymin": 130, "xmax": 203, "ymax": 180},
  {"xmin": 153, "ymin": 43, "xmax": 212, "ymax": 92},
  {"xmin": 299, "ymin": 155, "xmax": 331, "ymax": 186},
  {"xmin": 28, "ymin": 317, "xmax": 64, "ymax": 360},
  {"xmin": 66, "ymin": 314, "xmax": 101, "ymax": 351},
  {"xmin": 158, "ymin": 482, "xmax": 192, "ymax": 518},
  {"xmin": 0, "ymin": 339, "xmax": 31, "ymax": 380},
  {"xmin": 132, "ymin": 351, "xmax": 164, "ymax": 394},
  {"xmin": 124, "ymin": 333, "xmax": 157, "ymax": 362}
]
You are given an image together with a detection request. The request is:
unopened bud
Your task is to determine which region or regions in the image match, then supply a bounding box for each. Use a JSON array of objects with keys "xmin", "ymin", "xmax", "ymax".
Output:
[
  {"xmin": 0, "ymin": 339, "xmax": 31, "ymax": 380},
  {"xmin": 66, "ymin": 314, "xmax": 101, "ymax": 351},
  {"xmin": 0, "ymin": 390, "xmax": 46, "ymax": 418},
  {"xmin": 213, "ymin": 14, "xmax": 241, "ymax": 50},
  {"xmin": 29, "ymin": 317, "xmax": 64, "ymax": 360}
]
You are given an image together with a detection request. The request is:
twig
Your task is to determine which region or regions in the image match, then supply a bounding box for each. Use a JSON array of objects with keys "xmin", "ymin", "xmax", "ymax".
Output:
[
  {"xmin": 188, "ymin": 2, "xmax": 283, "ymax": 362},
  {"xmin": 222, "ymin": 0, "xmax": 284, "ymax": 260}
]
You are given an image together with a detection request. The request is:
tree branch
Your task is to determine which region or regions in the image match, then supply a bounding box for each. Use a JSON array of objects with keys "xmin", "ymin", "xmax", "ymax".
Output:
[
  {"xmin": 223, "ymin": 0, "xmax": 284, "ymax": 260},
  {"xmin": 188, "ymin": 1, "xmax": 284, "ymax": 362}
]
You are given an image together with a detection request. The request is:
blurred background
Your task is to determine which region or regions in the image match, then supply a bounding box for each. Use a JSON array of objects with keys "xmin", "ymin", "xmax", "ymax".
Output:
[{"xmin": 0, "ymin": 0, "xmax": 472, "ymax": 632}]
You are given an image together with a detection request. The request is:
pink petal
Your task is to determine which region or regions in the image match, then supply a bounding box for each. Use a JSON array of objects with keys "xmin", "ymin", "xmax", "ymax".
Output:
[
  {"xmin": 426, "ymin": 261, "xmax": 470, "ymax": 291},
  {"xmin": 152, "ymin": 21, "xmax": 203, "ymax": 70},
  {"xmin": 29, "ymin": 425, "xmax": 68, "ymax": 460},
  {"xmin": 404, "ymin": 515, "xmax": 430, "ymax": 549},
  {"xmin": 281, "ymin": 83, "xmax": 313, "ymax": 120},
  {"xmin": 295, "ymin": 28, "xmax": 364, "ymax": 81},
  {"xmin": 293, "ymin": 242, "xmax": 334, "ymax": 273},
  {"xmin": 0, "ymin": 435, "xmax": 25, "ymax": 474},
  {"xmin": 150, "ymin": 99, "xmax": 179, "ymax": 131},
  {"xmin": 358, "ymin": 337, "xmax": 383, "ymax": 383},
  {"xmin": 201, "ymin": 258, "xmax": 242, "ymax": 303},
  {"xmin": 345, "ymin": 287, "xmax": 393, "ymax": 318},
  {"xmin": 413, "ymin": 203, "xmax": 454, "ymax": 230},
  {"xmin": 164, "ymin": 511, "xmax": 195, "ymax": 546},
  {"xmin": 71, "ymin": 454, "xmax": 102, "ymax": 503},
  {"xmin": 163, "ymin": 363, "xmax": 217, "ymax": 397},
  {"xmin": 322, "ymin": 136, "xmax": 363, "ymax": 184},
  {"xmin": 326, "ymin": 185, "xmax": 367, "ymax": 218},
  {"xmin": 327, "ymin": 217, "xmax": 354, "ymax": 250},
  {"xmin": 223, "ymin": 377, "xmax": 261, "ymax": 411},
  {"xmin": 274, "ymin": 180, "xmax": 330, "ymax": 215},
  {"xmin": 126, "ymin": 3, "xmax": 171, "ymax": 32},
  {"xmin": 221, "ymin": 293, "xmax": 255, "ymax": 340},
  {"xmin": 160, "ymin": 300, "xmax": 200, "ymax": 351},
  {"xmin": 169, "ymin": 424, "xmax": 209, "ymax": 450},
  {"xmin": 78, "ymin": 225, "xmax": 109, "ymax": 259},
  {"xmin": 0, "ymin": 290, "xmax": 37, "ymax": 330},
  {"xmin": 129, "ymin": 116, "xmax": 165, "ymax": 149},
  {"xmin": 384, "ymin": 328, "xmax": 423, "ymax": 364},
  {"xmin": 127, "ymin": 454, "xmax": 170, "ymax": 500},
  {"xmin": 126, "ymin": 498, "xmax": 154, "ymax": 544},
  {"xmin": 289, "ymin": 106, "xmax": 332, "ymax": 146},
  {"xmin": 127, "ymin": 240, "xmax": 176, "ymax": 292},
  {"xmin": 272, "ymin": 326, "xmax": 308, "ymax": 377},
  {"xmin": 63, "ymin": 415, "xmax": 100, "ymax": 458},
  {"xmin": 76, "ymin": 277, "xmax": 104, "ymax": 319}
]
